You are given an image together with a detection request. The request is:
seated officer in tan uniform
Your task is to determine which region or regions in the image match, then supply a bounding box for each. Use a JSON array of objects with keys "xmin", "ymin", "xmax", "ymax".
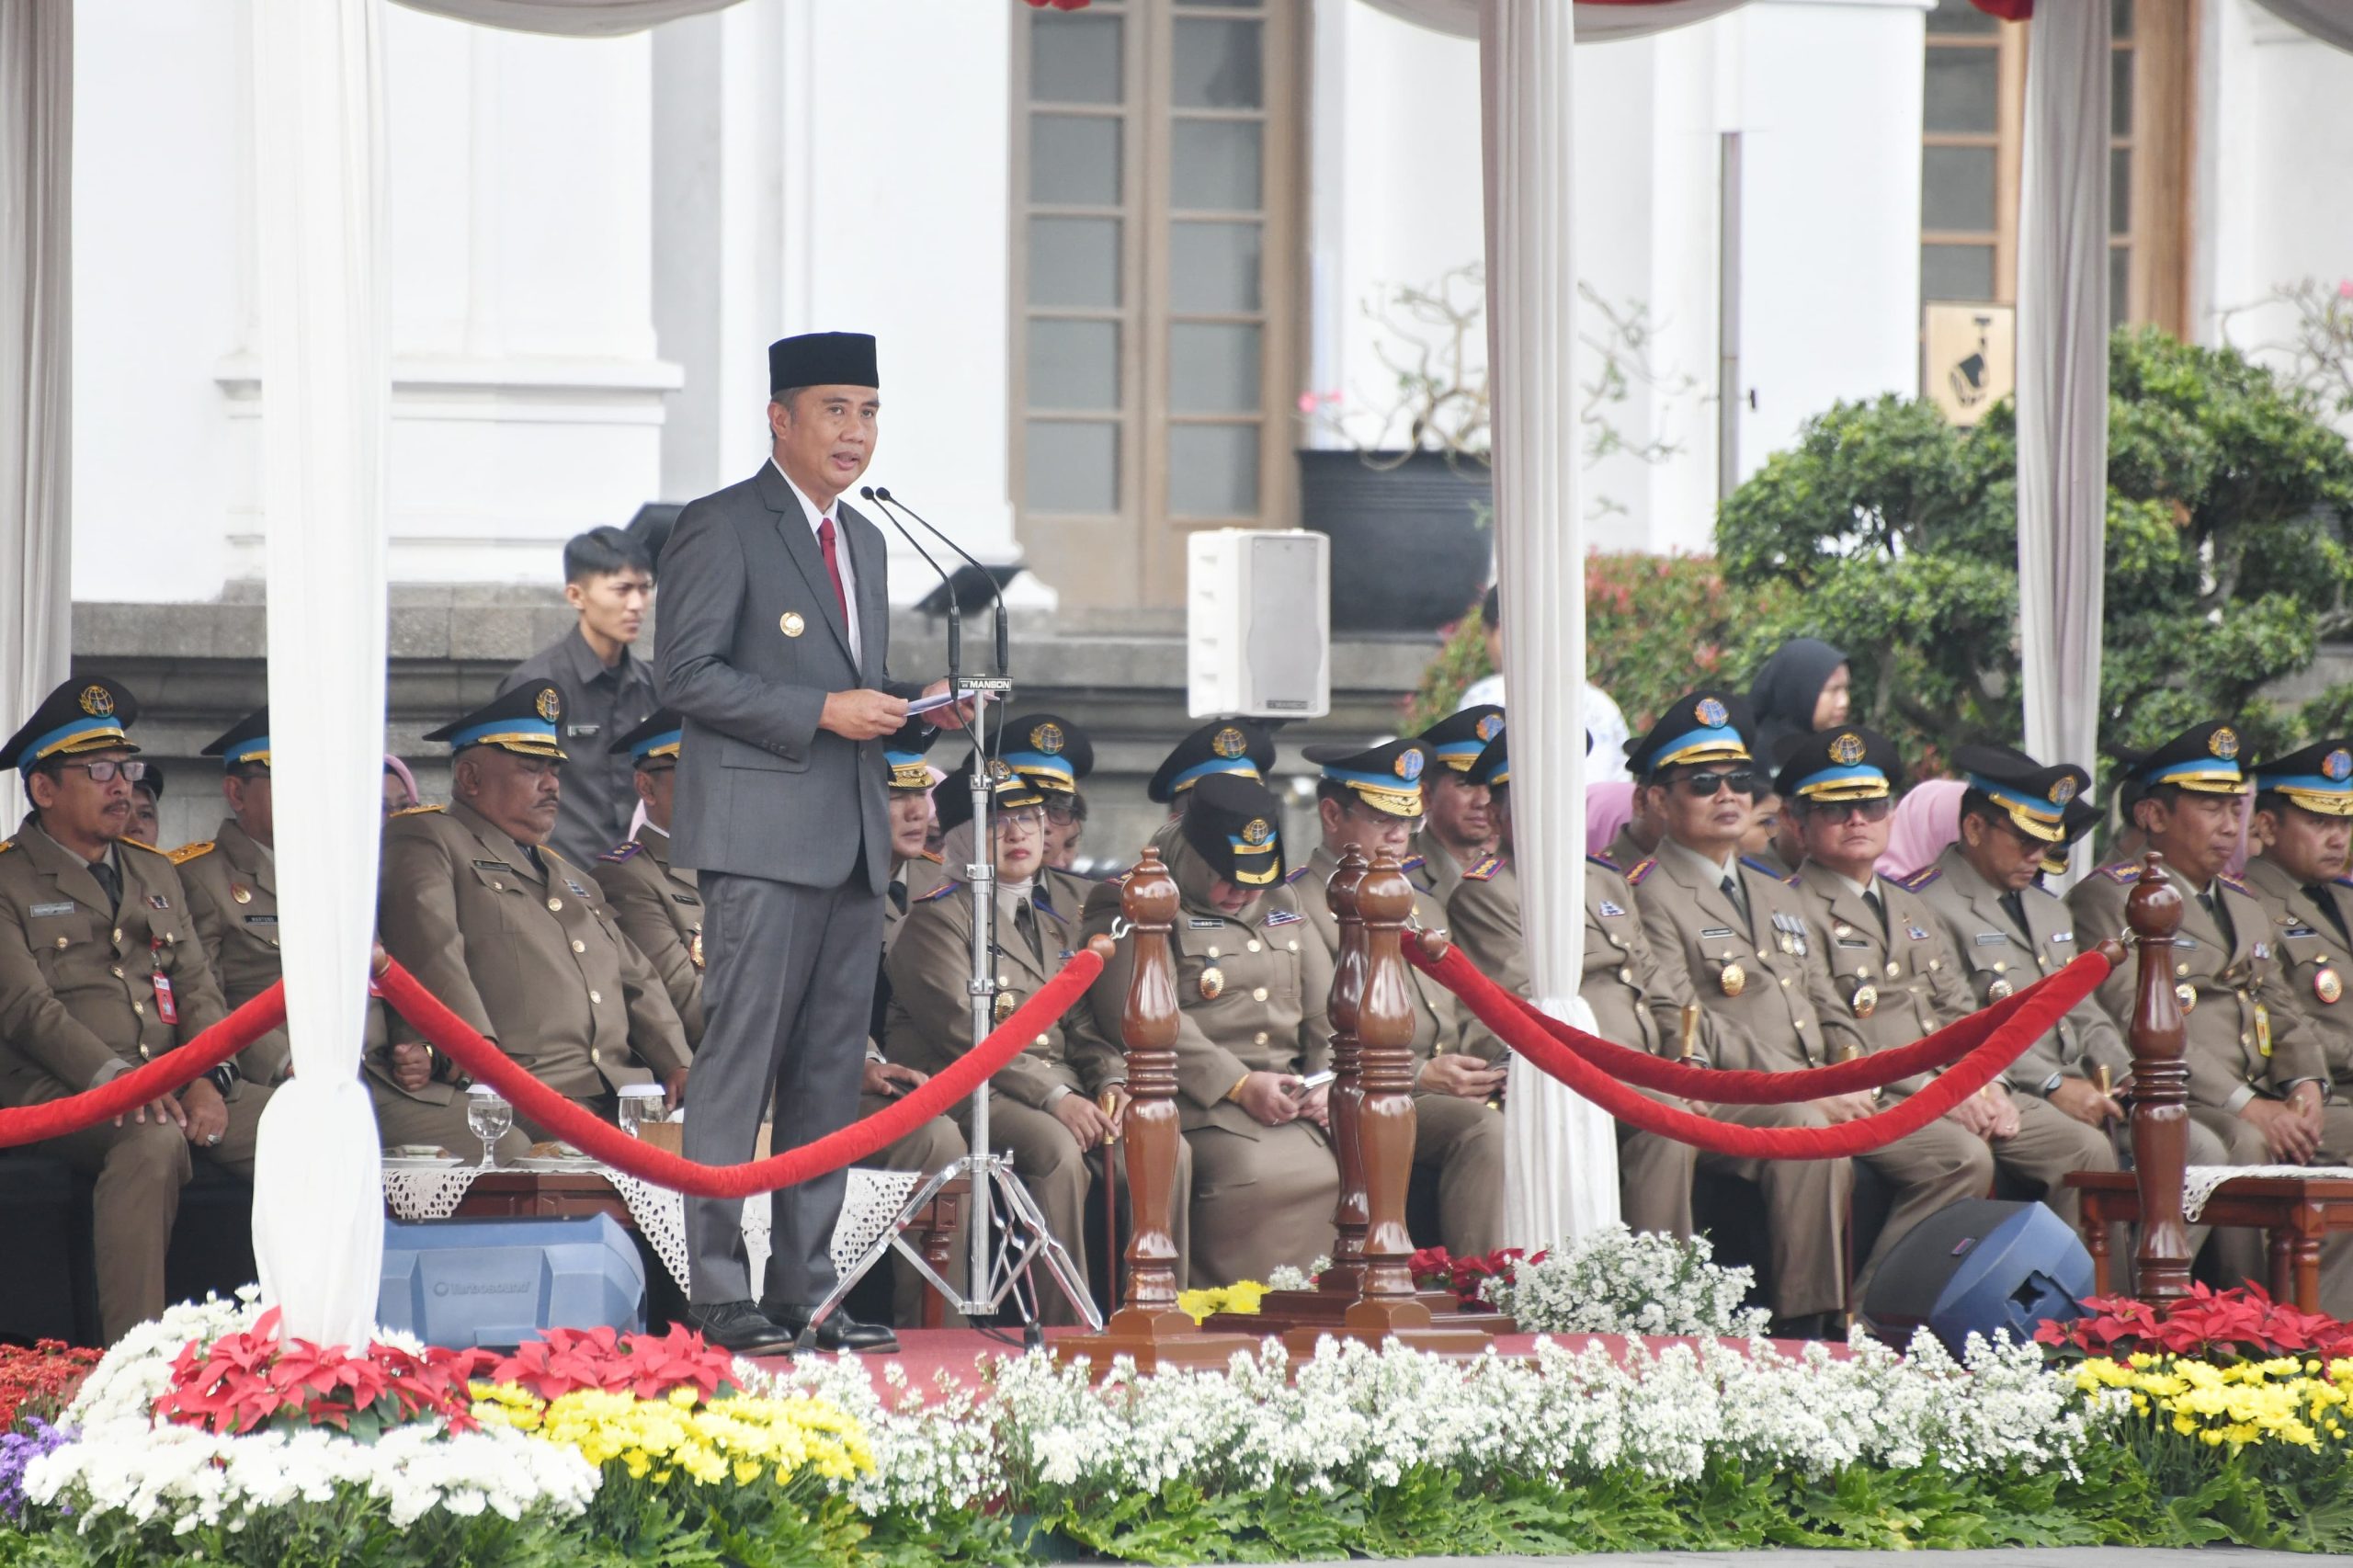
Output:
[
  {"xmin": 1446, "ymin": 729, "xmax": 1698, "ymax": 1239},
  {"xmin": 0, "ymin": 676, "xmax": 267, "ymax": 1344},
  {"xmin": 173, "ymin": 707, "xmax": 296, "ymax": 1085},
  {"xmin": 1290, "ymin": 734, "xmax": 1504, "ymax": 1257},
  {"xmin": 1408, "ymin": 705, "xmax": 1505, "ymax": 903},
  {"xmin": 1000, "ymin": 712, "xmax": 1102, "ymax": 921},
  {"xmin": 1621, "ymin": 690, "xmax": 1857, "ymax": 1335},
  {"xmin": 376, "ymin": 683, "xmax": 689, "ymax": 1149},
  {"xmin": 886, "ymin": 754, "xmax": 1158, "ymax": 1321},
  {"xmin": 591, "ymin": 710, "xmax": 705, "ymax": 1045},
  {"xmin": 1781, "ymin": 729, "xmax": 2111, "ymax": 1261},
  {"xmin": 1083, "ymin": 772, "xmax": 1338, "ymax": 1290}
]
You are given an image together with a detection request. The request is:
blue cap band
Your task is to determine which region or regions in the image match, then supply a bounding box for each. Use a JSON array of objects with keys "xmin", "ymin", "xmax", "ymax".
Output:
[
  {"xmin": 1646, "ymin": 724, "xmax": 1749, "ymax": 772},
  {"xmin": 1966, "ymin": 775, "xmax": 2065, "ymax": 824},
  {"xmin": 1789, "ymin": 762, "xmax": 1888, "ymax": 798},
  {"xmin": 1169, "ymin": 756, "xmax": 1260, "ymax": 791},
  {"xmin": 631, "ymin": 729, "xmax": 683, "ymax": 764},
  {"xmin": 20, "ymin": 716, "xmax": 129, "ymax": 776},
  {"xmin": 221, "ymin": 734, "xmax": 271, "ymax": 768},
  {"xmin": 2146, "ymin": 758, "xmax": 2244, "ymax": 789},
  {"xmin": 2256, "ymin": 773, "xmax": 2349, "ymax": 797},
  {"xmin": 449, "ymin": 717, "xmax": 560, "ymax": 753},
  {"xmin": 1003, "ymin": 750, "xmax": 1076, "ymax": 786}
]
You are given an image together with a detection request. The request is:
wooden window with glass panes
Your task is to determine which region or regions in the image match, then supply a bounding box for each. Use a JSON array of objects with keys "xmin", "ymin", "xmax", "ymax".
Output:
[
  {"xmin": 1012, "ymin": 0, "xmax": 1300, "ymax": 610},
  {"xmin": 1920, "ymin": 0, "xmax": 2189, "ymax": 335}
]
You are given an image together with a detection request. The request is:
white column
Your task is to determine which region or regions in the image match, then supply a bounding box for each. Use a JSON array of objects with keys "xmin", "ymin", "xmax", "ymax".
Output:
[
  {"xmin": 1481, "ymin": 0, "xmax": 1618, "ymax": 1247},
  {"xmin": 249, "ymin": 0, "xmax": 390, "ymax": 1346},
  {"xmin": 0, "ymin": 0, "xmax": 73, "ymax": 822},
  {"xmin": 2016, "ymin": 0, "xmax": 2109, "ymax": 819}
]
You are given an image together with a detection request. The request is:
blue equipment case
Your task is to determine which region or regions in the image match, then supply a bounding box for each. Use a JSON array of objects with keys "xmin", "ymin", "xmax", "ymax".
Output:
[
  {"xmin": 378, "ymin": 1213, "xmax": 646, "ymax": 1347},
  {"xmin": 1858, "ymin": 1198, "xmax": 2094, "ymax": 1356}
]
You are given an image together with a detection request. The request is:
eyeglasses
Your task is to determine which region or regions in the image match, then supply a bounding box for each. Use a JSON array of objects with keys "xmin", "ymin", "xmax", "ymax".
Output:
[
  {"xmin": 1809, "ymin": 797, "xmax": 1894, "ymax": 824},
  {"xmin": 1677, "ymin": 769, "xmax": 1756, "ymax": 799},
  {"xmin": 1042, "ymin": 799, "xmax": 1082, "ymax": 825},
  {"xmin": 995, "ymin": 808, "xmax": 1046, "ymax": 836},
  {"xmin": 60, "ymin": 758, "xmax": 147, "ymax": 785}
]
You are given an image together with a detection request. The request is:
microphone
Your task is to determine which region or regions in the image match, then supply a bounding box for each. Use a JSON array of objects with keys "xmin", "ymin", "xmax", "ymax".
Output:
[
  {"xmin": 858, "ymin": 484, "xmax": 960, "ymax": 682},
  {"xmin": 871, "ymin": 487, "xmax": 1010, "ymax": 676}
]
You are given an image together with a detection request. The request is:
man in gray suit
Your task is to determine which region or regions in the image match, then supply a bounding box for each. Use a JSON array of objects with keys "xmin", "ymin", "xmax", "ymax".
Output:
[{"xmin": 656, "ymin": 331, "xmax": 957, "ymax": 1355}]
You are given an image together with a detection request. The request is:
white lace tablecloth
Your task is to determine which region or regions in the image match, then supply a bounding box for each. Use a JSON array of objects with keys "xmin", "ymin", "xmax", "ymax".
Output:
[
  {"xmin": 2176, "ymin": 1165, "xmax": 2353, "ymax": 1223},
  {"xmin": 381, "ymin": 1161, "xmax": 924, "ymax": 1290}
]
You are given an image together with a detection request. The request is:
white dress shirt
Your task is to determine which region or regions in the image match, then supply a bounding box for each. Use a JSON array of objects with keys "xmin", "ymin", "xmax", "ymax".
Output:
[{"xmin": 773, "ymin": 459, "xmax": 860, "ymax": 662}]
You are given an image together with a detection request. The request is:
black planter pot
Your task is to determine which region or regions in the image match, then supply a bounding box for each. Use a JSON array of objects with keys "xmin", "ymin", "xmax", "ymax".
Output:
[{"xmin": 1297, "ymin": 449, "xmax": 1493, "ymax": 635}]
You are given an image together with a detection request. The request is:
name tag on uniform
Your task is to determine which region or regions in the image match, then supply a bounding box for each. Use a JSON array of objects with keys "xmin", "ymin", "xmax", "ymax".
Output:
[
  {"xmin": 1974, "ymin": 931, "xmax": 2007, "ymax": 946},
  {"xmin": 30, "ymin": 901, "xmax": 74, "ymax": 917},
  {"xmin": 1597, "ymin": 900, "xmax": 1625, "ymax": 918},
  {"xmin": 1836, "ymin": 937, "xmax": 1871, "ymax": 949},
  {"xmin": 243, "ymin": 915, "xmax": 278, "ymax": 926},
  {"xmin": 2288, "ymin": 924, "xmax": 2318, "ymax": 938},
  {"xmin": 566, "ymin": 723, "xmax": 601, "ymax": 739},
  {"xmin": 2176, "ymin": 936, "xmax": 2199, "ymax": 950},
  {"xmin": 1188, "ymin": 917, "xmax": 1223, "ymax": 929},
  {"xmin": 2052, "ymin": 930, "xmax": 2074, "ymax": 943},
  {"xmin": 1700, "ymin": 926, "xmax": 1735, "ymax": 940},
  {"xmin": 1264, "ymin": 910, "xmax": 1302, "ymax": 926},
  {"xmin": 152, "ymin": 971, "xmax": 177, "ymax": 1026},
  {"xmin": 473, "ymin": 859, "xmax": 513, "ymax": 873},
  {"xmin": 670, "ymin": 893, "xmax": 700, "ymax": 906}
]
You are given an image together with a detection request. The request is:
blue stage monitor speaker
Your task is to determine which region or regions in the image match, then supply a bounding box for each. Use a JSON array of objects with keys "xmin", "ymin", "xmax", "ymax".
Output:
[
  {"xmin": 1858, "ymin": 1198, "xmax": 2094, "ymax": 1357},
  {"xmin": 379, "ymin": 1214, "xmax": 646, "ymax": 1348}
]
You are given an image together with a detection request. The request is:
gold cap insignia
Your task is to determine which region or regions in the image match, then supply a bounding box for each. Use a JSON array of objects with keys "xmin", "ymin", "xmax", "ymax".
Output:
[
  {"xmin": 78, "ymin": 686, "xmax": 113, "ymax": 718},
  {"xmin": 1696, "ymin": 697, "xmax": 1729, "ymax": 728},
  {"xmin": 2049, "ymin": 775, "xmax": 2078, "ymax": 805},
  {"xmin": 1828, "ymin": 733, "xmax": 1865, "ymax": 766},
  {"xmin": 2329, "ymin": 749, "xmax": 2353, "ymax": 783},
  {"xmin": 1394, "ymin": 750, "xmax": 1426, "ymax": 781},
  {"xmin": 1030, "ymin": 722, "xmax": 1064, "ymax": 755},
  {"xmin": 2210, "ymin": 726, "xmax": 2240, "ymax": 760},
  {"xmin": 534, "ymin": 688, "xmax": 560, "ymax": 722},
  {"xmin": 1211, "ymin": 726, "xmax": 1248, "ymax": 759},
  {"xmin": 1475, "ymin": 714, "xmax": 1503, "ymax": 743},
  {"xmin": 985, "ymin": 757, "xmax": 1014, "ymax": 782},
  {"xmin": 1241, "ymin": 817, "xmax": 1272, "ymax": 846}
]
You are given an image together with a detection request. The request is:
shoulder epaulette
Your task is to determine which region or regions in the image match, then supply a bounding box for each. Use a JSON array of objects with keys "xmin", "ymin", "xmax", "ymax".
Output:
[
  {"xmin": 1591, "ymin": 849, "xmax": 1619, "ymax": 869},
  {"xmin": 920, "ymin": 849, "xmax": 943, "ymax": 864},
  {"xmin": 1893, "ymin": 867, "xmax": 1939, "ymax": 893},
  {"xmin": 2335, "ymin": 876, "xmax": 2353, "ymax": 890},
  {"xmin": 2217, "ymin": 873, "xmax": 2251, "ymax": 897},
  {"xmin": 916, "ymin": 880, "xmax": 962, "ymax": 903},
  {"xmin": 1626, "ymin": 857, "xmax": 1658, "ymax": 886},
  {"xmin": 1463, "ymin": 854, "xmax": 1504, "ymax": 882},
  {"xmin": 392, "ymin": 803, "xmax": 445, "ymax": 818},
  {"xmin": 2095, "ymin": 862, "xmax": 2140, "ymax": 884},
  {"xmin": 1741, "ymin": 855, "xmax": 1798, "ymax": 886},
  {"xmin": 1398, "ymin": 853, "xmax": 1427, "ymax": 871},
  {"xmin": 168, "ymin": 841, "xmax": 216, "ymax": 866},
  {"xmin": 119, "ymin": 837, "xmax": 169, "ymax": 857},
  {"xmin": 0, "ymin": 839, "xmax": 15, "ymax": 855},
  {"xmin": 1283, "ymin": 864, "xmax": 1311, "ymax": 885},
  {"xmin": 598, "ymin": 841, "xmax": 644, "ymax": 864}
]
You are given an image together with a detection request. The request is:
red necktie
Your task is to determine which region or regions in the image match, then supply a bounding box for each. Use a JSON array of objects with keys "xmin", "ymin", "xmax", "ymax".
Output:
[{"xmin": 816, "ymin": 515, "xmax": 848, "ymax": 624}]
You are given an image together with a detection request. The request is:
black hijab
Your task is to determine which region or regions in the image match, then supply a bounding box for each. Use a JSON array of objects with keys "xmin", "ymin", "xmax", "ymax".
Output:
[{"xmin": 1748, "ymin": 637, "xmax": 1849, "ymax": 756}]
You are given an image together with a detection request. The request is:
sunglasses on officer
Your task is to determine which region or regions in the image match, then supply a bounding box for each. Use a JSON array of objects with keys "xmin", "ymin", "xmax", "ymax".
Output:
[
  {"xmin": 1670, "ymin": 767, "xmax": 1757, "ymax": 800},
  {"xmin": 1796, "ymin": 795, "xmax": 1894, "ymax": 824}
]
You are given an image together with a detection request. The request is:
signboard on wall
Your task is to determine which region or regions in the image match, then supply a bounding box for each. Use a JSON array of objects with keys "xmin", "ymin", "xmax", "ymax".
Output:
[{"xmin": 1924, "ymin": 303, "xmax": 2016, "ymax": 426}]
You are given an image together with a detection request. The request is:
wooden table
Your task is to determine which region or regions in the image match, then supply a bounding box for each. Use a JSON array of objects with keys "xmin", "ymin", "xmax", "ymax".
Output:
[
  {"xmin": 2064, "ymin": 1169, "xmax": 2353, "ymax": 1311},
  {"xmin": 407, "ymin": 1171, "xmax": 972, "ymax": 1330}
]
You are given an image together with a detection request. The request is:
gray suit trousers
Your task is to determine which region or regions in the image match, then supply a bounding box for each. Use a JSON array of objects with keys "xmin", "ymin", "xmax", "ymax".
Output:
[{"xmin": 685, "ymin": 867, "xmax": 884, "ymax": 1305}]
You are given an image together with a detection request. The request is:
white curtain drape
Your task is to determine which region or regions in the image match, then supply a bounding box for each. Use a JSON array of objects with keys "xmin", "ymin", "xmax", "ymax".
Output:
[
  {"xmin": 1364, "ymin": 0, "xmax": 1748, "ymax": 42},
  {"xmin": 248, "ymin": 0, "xmax": 392, "ymax": 1348},
  {"xmin": 0, "ymin": 0, "xmax": 74, "ymax": 825},
  {"xmin": 2253, "ymin": 0, "xmax": 2353, "ymax": 52},
  {"xmin": 2015, "ymin": 0, "xmax": 2109, "ymax": 841},
  {"xmin": 1482, "ymin": 0, "xmax": 1619, "ymax": 1250},
  {"xmin": 392, "ymin": 0, "xmax": 739, "ymax": 37}
]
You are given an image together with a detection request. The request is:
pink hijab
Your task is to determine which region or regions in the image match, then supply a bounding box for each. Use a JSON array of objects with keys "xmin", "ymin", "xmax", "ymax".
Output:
[
  {"xmin": 1878, "ymin": 780, "xmax": 1965, "ymax": 880},
  {"xmin": 1586, "ymin": 781, "xmax": 1636, "ymax": 858}
]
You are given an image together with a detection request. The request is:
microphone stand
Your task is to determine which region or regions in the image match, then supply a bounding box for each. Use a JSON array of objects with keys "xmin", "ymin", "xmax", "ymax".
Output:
[{"xmin": 803, "ymin": 490, "xmax": 1097, "ymax": 1346}]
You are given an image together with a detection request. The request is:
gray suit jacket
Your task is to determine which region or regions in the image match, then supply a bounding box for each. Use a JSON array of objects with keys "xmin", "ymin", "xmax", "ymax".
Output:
[{"xmin": 655, "ymin": 463, "xmax": 923, "ymax": 892}]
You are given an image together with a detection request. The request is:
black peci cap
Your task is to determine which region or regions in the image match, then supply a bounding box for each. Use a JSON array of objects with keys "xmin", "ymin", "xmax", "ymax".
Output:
[{"xmin": 768, "ymin": 331, "xmax": 879, "ymax": 392}]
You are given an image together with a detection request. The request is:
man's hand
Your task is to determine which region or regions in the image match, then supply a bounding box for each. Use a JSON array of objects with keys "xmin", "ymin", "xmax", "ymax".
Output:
[
  {"xmin": 1813, "ymin": 1091, "xmax": 1878, "ymax": 1126},
  {"xmin": 1947, "ymin": 1092, "xmax": 1999, "ymax": 1139},
  {"xmin": 1233, "ymin": 1071, "xmax": 1303, "ymax": 1128},
  {"xmin": 818, "ymin": 689, "xmax": 910, "ymax": 741},
  {"xmin": 664, "ymin": 1067, "xmax": 690, "ymax": 1114},
  {"xmin": 2244, "ymin": 1096, "xmax": 2323, "ymax": 1164},
  {"xmin": 115, "ymin": 1091, "xmax": 187, "ymax": 1131},
  {"xmin": 390, "ymin": 1041, "xmax": 435, "ymax": 1095},
  {"xmin": 1051, "ymin": 1091, "xmax": 1116, "ymax": 1150},
  {"xmin": 1980, "ymin": 1081, "xmax": 2022, "ymax": 1140},
  {"xmin": 864, "ymin": 1060, "xmax": 926, "ymax": 1099},
  {"xmin": 918, "ymin": 678, "xmax": 980, "ymax": 732},
  {"xmin": 1418, "ymin": 1053, "xmax": 1507, "ymax": 1101},
  {"xmin": 1101, "ymin": 1084, "xmax": 1132, "ymax": 1133},
  {"xmin": 180, "ymin": 1078, "xmax": 230, "ymax": 1148},
  {"xmin": 2048, "ymin": 1076, "xmax": 2124, "ymax": 1128},
  {"xmin": 1299, "ymin": 1082, "xmax": 1332, "ymax": 1130}
]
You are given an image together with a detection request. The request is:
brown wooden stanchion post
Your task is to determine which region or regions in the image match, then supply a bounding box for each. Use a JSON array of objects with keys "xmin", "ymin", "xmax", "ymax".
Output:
[
  {"xmin": 1322, "ymin": 847, "xmax": 1371, "ymax": 1292},
  {"xmin": 2127, "ymin": 850, "xmax": 2193, "ymax": 1304},
  {"xmin": 1285, "ymin": 850, "xmax": 1492, "ymax": 1358},
  {"xmin": 1055, "ymin": 847, "xmax": 1254, "ymax": 1375}
]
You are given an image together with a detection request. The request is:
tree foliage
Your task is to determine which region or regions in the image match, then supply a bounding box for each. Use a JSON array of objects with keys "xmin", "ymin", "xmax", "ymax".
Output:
[{"xmin": 1714, "ymin": 327, "xmax": 2353, "ymax": 777}]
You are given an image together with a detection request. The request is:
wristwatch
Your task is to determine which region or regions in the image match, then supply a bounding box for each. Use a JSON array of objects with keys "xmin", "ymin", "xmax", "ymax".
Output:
[{"xmin": 207, "ymin": 1064, "xmax": 239, "ymax": 1098}]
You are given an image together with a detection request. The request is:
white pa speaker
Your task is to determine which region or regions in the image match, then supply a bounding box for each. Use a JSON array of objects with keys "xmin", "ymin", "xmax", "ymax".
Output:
[{"xmin": 1187, "ymin": 528, "xmax": 1330, "ymax": 720}]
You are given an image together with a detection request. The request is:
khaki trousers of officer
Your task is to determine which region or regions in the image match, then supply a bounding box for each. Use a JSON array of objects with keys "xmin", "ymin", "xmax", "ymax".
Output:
[
  {"xmin": 40, "ymin": 1084, "xmax": 274, "ymax": 1345},
  {"xmin": 1188, "ymin": 1120, "xmax": 1339, "ymax": 1289},
  {"xmin": 1857, "ymin": 1118, "xmax": 1995, "ymax": 1296},
  {"xmin": 975, "ymin": 1096, "xmax": 1194, "ymax": 1324},
  {"xmin": 1414, "ymin": 1095, "xmax": 1506, "ymax": 1258},
  {"xmin": 1990, "ymin": 1095, "xmax": 2117, "ymax": 1231},
  {"xmin": 859, "ymin": 1093, "xmax": 970, "ymax": 1327},
  {"xmin": 1620, "ymin": 1123, "xmax": 1697, "ymax": 1240},
  {"xmin": 1697, "ymin": 1102, "xmax": 1854, "ymax": 1319},
  {"xmin": 370, "ymin": 1089, "xmax": 532, "ymax": 1164}
]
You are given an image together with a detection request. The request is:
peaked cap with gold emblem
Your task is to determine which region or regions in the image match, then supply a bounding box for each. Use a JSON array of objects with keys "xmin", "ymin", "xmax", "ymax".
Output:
[
  {"xmin": 423, "ymin": 682, "xmax": 568, "ymax": 760},
  {"xmin": 1, "ymin": 676, "xmax": 142, "ymax": 778},
  {"xmin": 1180, "ymin": 771, "xmax": 1288, "ymax": 888},
  {"xmin": 1146, "ymin": 717, "xmax": 1276, "ymax": 804},
  {"xmin": 1000, "ymin": 711, "xmax": 1094, "ymax": 795}
]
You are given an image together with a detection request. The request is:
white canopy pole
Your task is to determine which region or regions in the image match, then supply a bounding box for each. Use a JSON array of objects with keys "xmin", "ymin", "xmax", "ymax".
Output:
[
  {"xmin": 248, "ymin": 0, "xmax": 391, "ymax": 1346},
  {"xmin": 2015, "ymin": 0, "xmax": 2109, "ymax": 836},
  {"xmin": 1481, "ymin": 0, "xmax": 1618, "ymax": 1248}
]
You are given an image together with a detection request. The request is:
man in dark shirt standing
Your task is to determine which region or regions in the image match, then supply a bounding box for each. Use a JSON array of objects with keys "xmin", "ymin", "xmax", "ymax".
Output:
[{"xmin": 501, "ymin": 526, "xmax": 659, "ymax": 868}]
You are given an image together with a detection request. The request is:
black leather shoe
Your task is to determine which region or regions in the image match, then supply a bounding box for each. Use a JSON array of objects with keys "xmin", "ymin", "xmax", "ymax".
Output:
[
  {"xmin": 764, "ymin": 1300, "xmax": 901, "ymax": 1354},
  {"xmin": 683, "ymin": 1301, "xmax": 799, "ymax": 1357}
]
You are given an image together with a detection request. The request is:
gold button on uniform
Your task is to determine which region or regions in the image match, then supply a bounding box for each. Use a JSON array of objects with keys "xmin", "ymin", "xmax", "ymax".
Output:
[
  {"xmin": 588, "ymin": 990, "xmax": 602, "ymax": 1005},
  {"xmin": 1286, "ymin": 940, "xmax": 1299, "ymax": 953},
  {"xmin": 572, "ymin": 939, "xmax": 585, "ymax": 953},
  {"xmin": 1885, "ymin": 962, "xmax": 1901, "ymax": 980},
  {"xmin": 139, "ymin": 1045, "xmax": 152, "ymax": 1060},
  {"xmin": 1246, "ymin": 939, "xmax": 1262, "ymax": 953},
  {"xmin": 780, "ymin": 611, "xmax": 805, "ymax": 637},
  {"xmin": 1035, "ymin": 1034, "xmax": 1051, "ymax": 1048},
  {"xmin": 131, "ymin": 1001, "xmax": 143, "ymax": 1016},
  {"xmin": 1251, "ymin": 986, "xmax": 1268, "ymax": 1003},
  {"xmin": 1254, "ymin": 1031, "xmax": 1269, "ymax": 1046},
  {"xmin": 591, "ymin": 1049, "xmax": 602, "ymax": 1063},
  {"xmin": 109, "ymin": 963, "xmax": 122, "ymax": 977},
  {"xmin": 547, "ymin": 897, "xmax": 563, "ymax": 912},
  {"xmin": 1206, "ymin": 947, "xmax": 1221, "ymax": 960}
]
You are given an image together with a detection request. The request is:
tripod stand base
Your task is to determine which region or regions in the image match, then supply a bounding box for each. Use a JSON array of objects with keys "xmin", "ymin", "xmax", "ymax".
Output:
[{"xmin": 1052, "ymin": 1307, "xmax": 1261, "ymax": 1378}]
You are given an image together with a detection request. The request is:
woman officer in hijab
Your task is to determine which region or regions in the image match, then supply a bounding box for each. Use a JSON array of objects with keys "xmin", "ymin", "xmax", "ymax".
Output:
[{"xmin": 1748, "ymin": 637, "xmax": 1854, "ymax": 758}]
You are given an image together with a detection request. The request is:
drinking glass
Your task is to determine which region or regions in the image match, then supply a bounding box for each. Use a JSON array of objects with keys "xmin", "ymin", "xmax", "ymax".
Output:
[
  {"xmin": 618, "ymin": 1085, "xmax": 663, "ymax": 1138},
  {"xmin": 465, "ymin": 1086, "xmax": 513, "ymax": 1171}
]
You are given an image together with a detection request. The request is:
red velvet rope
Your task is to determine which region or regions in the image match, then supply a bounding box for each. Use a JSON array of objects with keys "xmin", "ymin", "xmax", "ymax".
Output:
[
  {"xmin": 0, "ymin": 987, "xmax": 290, "ymax": 1148},
  {"xmin": 1408, "ymin": 932, "xmax": 2061, "ymax": 1101},
  {"xmin": 371, "ymin": 949, "xmax": 1104, "ymax": 1199},
  {"xmin": 1412, "ymin": 937, "xmax": 2110, "ymax": 1159}
]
